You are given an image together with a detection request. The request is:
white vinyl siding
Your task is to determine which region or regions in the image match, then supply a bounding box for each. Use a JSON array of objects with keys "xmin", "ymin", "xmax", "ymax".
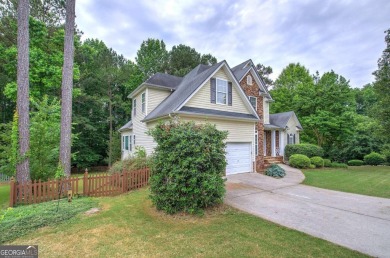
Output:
[
  {"xmin": 263, "ymin": 99, "xmax": 270, "ymax": 124},
  {"xmin": 148, "ymin": 88, "xmax": 170, "ymax": 114},
  {"xmin": 185, "ymin": 68, "xmax": 251, "ymax": 114},
  {"xmin": 133, "ymin": 99, "xmax": 137, "ymax": 116}
]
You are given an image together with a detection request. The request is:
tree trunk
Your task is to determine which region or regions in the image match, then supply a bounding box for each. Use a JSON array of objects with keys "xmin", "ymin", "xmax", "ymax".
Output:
[
  {"xmin": 59, "ymin": 0, "xmax": 75, "ymax": 177},
  {"xmin": 16, "ymin": 0, "xmax": 30, "ymax": 183}
]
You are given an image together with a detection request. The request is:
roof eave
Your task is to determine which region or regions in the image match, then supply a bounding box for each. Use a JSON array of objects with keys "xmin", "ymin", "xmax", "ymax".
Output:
[{"xmin": 175, "ymin": 111, "xmax": 259, "ymax": 122}]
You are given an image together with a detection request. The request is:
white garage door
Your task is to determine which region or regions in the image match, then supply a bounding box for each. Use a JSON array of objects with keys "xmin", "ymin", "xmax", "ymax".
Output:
[{"xmin": 226, "ymin": 142, "xmax": 252, "ymax": 175}]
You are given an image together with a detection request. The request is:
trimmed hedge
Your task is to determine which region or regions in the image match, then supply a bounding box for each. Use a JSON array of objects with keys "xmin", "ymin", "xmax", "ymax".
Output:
[
  {"xmin": 148, "ymin": 120, "xmax": 227, "ymax": 214},
  {"xmin": 329, "ymin": 162, "xmax": 348, "ymax": 168},
  {"xmin": 289, "ymin": 154, "xmax": 311, "ymax": 169},
  {"xmin": 323, "ymin": 159, "xmax": 332, "ymax": 167},
  {"xmin": 310, "ymin": 156, "xmax": 324, "ymax": 168},
  {"xmin": 285, "ymin": 144, "xmax": 324, "ymax": 160},
  {"xmin": 364, "ymin": 152, "xmax": 385, "ymax": 166},
  {"xmin": 347, "ymin": 160, "xmax": 364, "ymax": 166},
  {"xmin": 265, "ymin": 164, "xmax": 286, "ymax": 178}
]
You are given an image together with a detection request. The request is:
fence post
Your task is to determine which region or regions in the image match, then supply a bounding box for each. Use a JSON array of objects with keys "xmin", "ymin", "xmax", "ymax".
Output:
[
  {"xmin": 9, "ymin": 176, "xmax": 15, "ymax": 207},
  {"xmin": 83, "ymin": 170, "xmax": 89, "ymax": 196},
  {"xmin": 122, "ymin": 172, "xmax": 128, "ymax": 193}
]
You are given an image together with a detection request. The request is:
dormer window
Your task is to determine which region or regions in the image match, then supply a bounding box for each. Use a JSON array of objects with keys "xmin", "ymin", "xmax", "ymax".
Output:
[{"xmin": 247, "ymin": 75, "xmax": 253, "ymax": 85}]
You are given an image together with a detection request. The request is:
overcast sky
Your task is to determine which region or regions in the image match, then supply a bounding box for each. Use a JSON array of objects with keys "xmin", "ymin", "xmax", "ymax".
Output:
[{"xmin": 76, "ymin": 0, "xmax": 390, "ymax": 88}]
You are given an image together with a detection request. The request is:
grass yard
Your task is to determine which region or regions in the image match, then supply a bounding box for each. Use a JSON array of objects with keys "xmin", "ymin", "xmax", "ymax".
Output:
[
  {"xmin": 303, "ymin": 166, "xmax": 390, "ymax": 198},
  {"xmin": 0, "ymin": 184, "xmax": 10, "ymax": 210},
  {"xmin": 6, "ymin": 188, "xmax": 366, "ymax": 257}
]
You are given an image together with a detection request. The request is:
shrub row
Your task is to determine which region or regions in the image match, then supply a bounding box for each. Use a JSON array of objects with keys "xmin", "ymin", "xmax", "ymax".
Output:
[
  {"xmin": 289, "ymin": 154, "xmax": 348, "ymax": 169},
  {"xmin": 284, "ymin": 144, "xmax": 324, "ymax": 160},
  {"xmin": 347, "ymin": 160, "xmax": 364, "ymax": 166}
]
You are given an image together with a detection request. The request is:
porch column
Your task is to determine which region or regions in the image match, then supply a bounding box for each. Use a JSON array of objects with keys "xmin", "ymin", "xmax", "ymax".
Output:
[
  {"xmin": 280, "ymin": 130, "xmax": 284, "ymax": 156},
  {"xmin": 271, "ymin": 130, "xmax": 276, "ymax": 157}
]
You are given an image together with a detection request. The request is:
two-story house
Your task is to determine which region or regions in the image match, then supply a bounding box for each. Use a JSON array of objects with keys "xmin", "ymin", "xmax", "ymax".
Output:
[{"xmin": 119, "ymin": 59, "xmax": 302, "ymax": 174}]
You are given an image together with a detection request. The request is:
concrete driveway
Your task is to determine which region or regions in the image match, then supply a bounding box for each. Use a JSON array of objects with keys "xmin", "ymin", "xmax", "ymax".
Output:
[{"xmin": 225, "ymin": 165, "xmax": 390, "ymax": 257}]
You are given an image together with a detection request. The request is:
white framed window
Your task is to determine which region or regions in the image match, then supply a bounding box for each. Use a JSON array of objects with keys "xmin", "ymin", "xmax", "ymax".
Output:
[
  {"xmin": 288, "ymin": 133, "xmax": 295, "ymax": 144},
  {"xmin": 133, "ymin": 99, "xmax": 137, "ymax": 116},
  {"xmin": 255, "ymin": 131, "xmax": 258, "ymax": 156},
  {"xmin": 141, "ymin": 92, "xmax": 146, "ymax": 113},
  {"xmin": 124, "ymin": 136, "xmax": 129, "ymax": 150},
  {"xmin": 129, "ymin": 135, "xmax": 133, "ymax": 151},
  {"xmin": 247, "ymin": 75, "xmax": 253, "ymax": 85},
  {"xmin": 249, "ymin": 96, "xmax": 257, "ymax": 110},
  {"xmin": 216, "ymin": 78, "xmax": 228, "ymax": 105}
]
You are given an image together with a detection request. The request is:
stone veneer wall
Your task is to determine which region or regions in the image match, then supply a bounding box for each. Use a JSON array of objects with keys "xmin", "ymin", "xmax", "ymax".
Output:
[{"xmin": 239, "ymin": 72, "xmax": 264, "ymax": 172}]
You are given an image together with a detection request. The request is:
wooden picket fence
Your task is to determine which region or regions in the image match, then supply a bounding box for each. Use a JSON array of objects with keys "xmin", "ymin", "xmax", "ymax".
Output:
[
  {"xmin": 0, "ymin": 173, "xmax": 11, "ymax": 183},
  {"xmin": 9, "ymin": 167, "xmax": 151, "ymax": 207}
]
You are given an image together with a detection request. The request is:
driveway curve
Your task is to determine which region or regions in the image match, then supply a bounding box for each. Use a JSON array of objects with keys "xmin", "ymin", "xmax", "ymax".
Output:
[{"xmin": 225, "ymin": 164, "xmax": 390, "ymax": 257}]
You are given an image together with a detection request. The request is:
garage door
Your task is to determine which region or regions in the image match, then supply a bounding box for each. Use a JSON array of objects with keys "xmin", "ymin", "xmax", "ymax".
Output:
[{"xmin": 226, "ymin": 142, "xmax": 252, "ymax": 175}]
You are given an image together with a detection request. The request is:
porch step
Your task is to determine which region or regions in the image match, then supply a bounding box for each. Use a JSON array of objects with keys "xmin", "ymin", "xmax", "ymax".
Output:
[{"xmin": 264, "ymin": 156, "xmax": 284, "ymax": 165}]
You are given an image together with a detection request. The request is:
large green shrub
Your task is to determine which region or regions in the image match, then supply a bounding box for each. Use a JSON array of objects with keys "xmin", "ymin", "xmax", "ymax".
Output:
[
  {"xmin": 364, "ymin": 152, "xmax": 385, "ymax": 166},
  {"xmin": 347, "ymin": 160, "xmax": 364, "ymax": 166},
  {"xmin": 148, "ymin": 120, "xmax": 227, "ymax": 214},
  {"xmin": 323, "ymin": 159, "xmax": 332, "ymax": 167},
  {"xmin": 310, "ymin": 156, "xmax": 324, "ymax": 168},
  {"xmin": 284, "ymin": 144, "xmax": 324, "ymax": 160},
  {"xmin": 289, "ymin": 154, "xmax": 311, "ymax": 169},
  {"xmin": 329, "ymin": 162, "xmax": 348, "ymax": 168},
  {"xmin": 265, "ymin": 164, "xmax": 286, "ymax": 178}
]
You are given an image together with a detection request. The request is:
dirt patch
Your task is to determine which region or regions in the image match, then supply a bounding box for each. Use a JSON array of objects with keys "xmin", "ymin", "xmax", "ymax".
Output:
[
  {"xmin": 225, "ymin": 182, "xmax": 252, "ymax": 190},
  {"xmin": 84, "ymin": 207, "xmax": 101, "ymax": 215}
]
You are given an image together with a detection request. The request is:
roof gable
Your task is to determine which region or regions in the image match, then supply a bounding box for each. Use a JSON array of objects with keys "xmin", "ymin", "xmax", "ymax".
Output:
[{"xmin": 269, "ymin": 111, "xmax": 302, "ymax": 129}]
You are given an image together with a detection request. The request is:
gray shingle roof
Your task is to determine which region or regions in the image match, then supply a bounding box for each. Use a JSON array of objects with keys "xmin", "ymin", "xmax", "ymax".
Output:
[
  {"xmin": 231, "ymin": 59, "xmax": 252, "ymax": 81},
  {"xmin": 118, "ymin": 120, "xmax": 133, "ymax": 132},
  {"xmin": 179, "ymin": 106, "xmax": 258, "ymax": 120},
  {"xmin": 145, "ymin": 73, "xmax": 182, "ymax": 89},
  {"xmin": 269, "ymin": 111, "xmax": 302, "ymax": 129},
  {"xmin": 142, "ymin": 61, "xmax": 225, "ymax": 122}
]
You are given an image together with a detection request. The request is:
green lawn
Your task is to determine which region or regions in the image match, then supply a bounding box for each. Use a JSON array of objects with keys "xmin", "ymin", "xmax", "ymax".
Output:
[
  {"xmin": 7, "ymin": 188, "xmax": 366, "ymax": 257},
  {"xmin": 303, "ymin": 166, "xmax": 390, "ymax": 198}
]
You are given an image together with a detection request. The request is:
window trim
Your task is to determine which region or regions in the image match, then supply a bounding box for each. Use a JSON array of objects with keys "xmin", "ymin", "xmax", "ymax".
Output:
[
  {"xmin": 216, "ymin": 78, "xmax": 228, "ymax": 105},
  {"xmin": 141, "ymin": 92, "xmax": 146, "ymax": 113},
  {"xmin": 249, "ymin": 96, "xmax": 257, "ymax": 111},
  {"xmin": 129, "ymin": 135, "xmax": 133, "ymax": 151},
  {"xmin": 247, "ymin": 74, "xmax": 253, "ymax": 85}
]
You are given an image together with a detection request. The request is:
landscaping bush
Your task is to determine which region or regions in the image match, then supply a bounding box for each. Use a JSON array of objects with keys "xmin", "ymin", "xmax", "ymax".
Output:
[
  {"xmin": 329, "ymin": 162, "xmax": 348, "ymax": 168},
  {"xmin": 347, "ymin": 160, "xmax": 364, "ymax": 166},
  {"xmin": 265, "ymin": 164, "xmax": 286, "ymax": 178},
  {"xmin": 284, "ymin": 144, "xmax": 324, "ymax": 160},
  {"xmin": 323, "ymin": 159, "xmax": 332, "ymax": 167},
  {"xmin": 289, "ymin": 154, "xmax": 311, "ymax": 169},
  {"xmin": 148, "ymin": 120, "xmax": 227, "ymax": 214},
  {"xmin": 310, "ymin": 156, "xmax": 324, "ymax": 168},
  {"xmin": 364, "ymin": 152, "xmax": 385, "ymax": 166},
  {"xmin": 109, "ymin": 156, "xmax": 150, "ymax": 174}
]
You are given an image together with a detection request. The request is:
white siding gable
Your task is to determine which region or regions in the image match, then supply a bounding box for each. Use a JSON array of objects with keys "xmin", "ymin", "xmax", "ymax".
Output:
[{"xmin": 185, "ymin": 68, "xmax": 253, "ymax": 114}]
